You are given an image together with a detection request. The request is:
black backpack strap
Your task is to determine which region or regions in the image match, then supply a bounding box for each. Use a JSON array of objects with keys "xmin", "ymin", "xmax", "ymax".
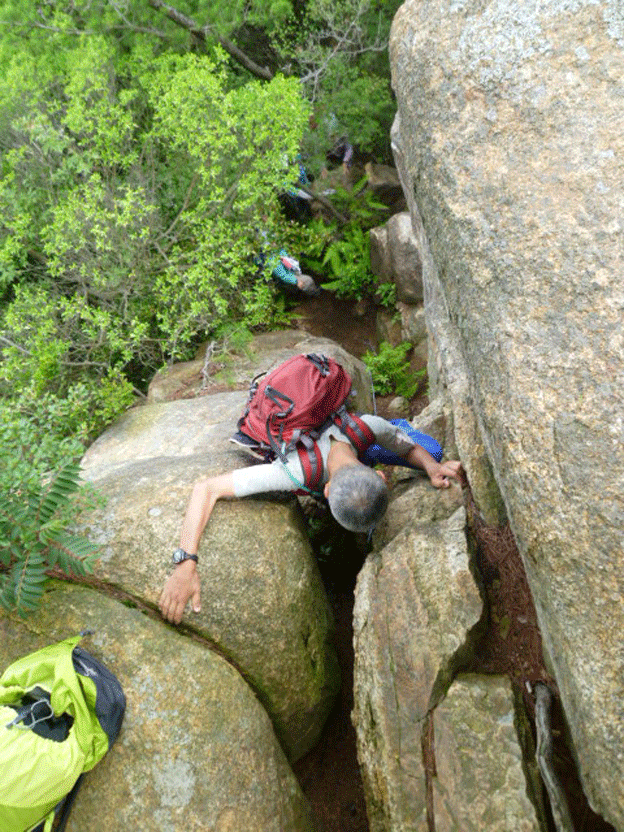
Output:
[
  {"xmin": 306, "ymin": 353, "xmax": 330, "ymax": 376},
  {"xmin": 236, "ymin": 370, "xmax": 268, "ymax": 431},
  {"xmin": 54, "ymin": 774, "xmax": 84, "ymax": 832}
]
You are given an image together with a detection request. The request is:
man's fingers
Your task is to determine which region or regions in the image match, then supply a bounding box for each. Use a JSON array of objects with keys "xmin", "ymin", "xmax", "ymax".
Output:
[{"xmin": 191, "ymin": 584, "xmax": 201, "ymax": 614}]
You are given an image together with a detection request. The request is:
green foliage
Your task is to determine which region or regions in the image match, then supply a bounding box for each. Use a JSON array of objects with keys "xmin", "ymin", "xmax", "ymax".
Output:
[
  {"xmin": 0, "ymin": 38, "xmax": 309, "ymax": 440},
  {"xmin": 0, "ymin": 417, "xmax": 100, "ymax": 616},
  {"xmin": 362, "ymin": 341, "xmax": 424, "ymax": 399},
  {"xmin": 318, "ymin": 224, "xmax": 377, "ymax": 301},
  {"xmin": 0, "ymin": 0, "xmax": 400, "ymax": 456},
  {"xmin": 376, "ymin": 281, "xmax": 397, "ymax": 308}
]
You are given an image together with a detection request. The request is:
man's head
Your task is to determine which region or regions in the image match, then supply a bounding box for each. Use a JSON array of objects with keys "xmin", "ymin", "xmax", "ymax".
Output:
[{"xmin": 325, "ymin": 464, "xmax": 389, "ymax": 533}]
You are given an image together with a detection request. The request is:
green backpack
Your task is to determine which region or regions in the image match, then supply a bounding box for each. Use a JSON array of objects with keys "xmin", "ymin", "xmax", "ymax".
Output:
[{"xmin": 0, "ymin": 634, "xmax": 126, "ymax": 832}]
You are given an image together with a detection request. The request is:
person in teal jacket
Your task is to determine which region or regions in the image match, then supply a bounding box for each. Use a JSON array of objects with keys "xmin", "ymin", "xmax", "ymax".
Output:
[{"xmin": 266, "ymin": 249, "xmax": 320, "ymax": 296}]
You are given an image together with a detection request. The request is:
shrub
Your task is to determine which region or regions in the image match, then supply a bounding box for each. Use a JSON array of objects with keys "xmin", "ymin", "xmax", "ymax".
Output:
[
  {"xmin": 0, "ymin": 417, "xmax": 100, "ymax": 616},
  {"xmin": 362, "ymin": 340, "xmax": 424, "ymax": 399}
]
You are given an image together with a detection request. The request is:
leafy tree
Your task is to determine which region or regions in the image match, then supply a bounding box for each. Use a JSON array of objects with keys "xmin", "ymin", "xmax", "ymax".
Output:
[{"xmin": 0, "ymin": 34, "xmax": 311, "ymax": 439}]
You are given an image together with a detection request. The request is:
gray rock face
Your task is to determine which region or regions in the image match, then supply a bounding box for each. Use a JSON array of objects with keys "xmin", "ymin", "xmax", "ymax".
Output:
[
  {"xmin": 0, "ymin": 586, "xmax": 314, "ymax": 832},
  {"xmin": 389, "ymin": 0, "xmax": 624, "ymax": 826},
  {"xmin": 370, "ymin": 212, "xmax": 423, "ymax": 305},
  {"xmin": 433, "ymin": 675, "xmax": 540, "ymax": 832}
]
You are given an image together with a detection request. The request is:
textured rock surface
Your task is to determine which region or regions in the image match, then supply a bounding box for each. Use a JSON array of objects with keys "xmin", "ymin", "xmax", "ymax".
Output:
[
  {"xmin": 148, "ymin": 331, "xmax": 376, "ymax": 409},
  {"xmin": 0, "ymin": 585, "xmax": 314, "ymax": 832},
  {"xmin": 370, "ymin": 212, "xmax": 423, "ymax": 304},
  {"xmin": 352, "ymin": 503, "xmax": 483, "ymax": 832},
  {"xmin": 433, "ymin": 674, "xmax": 540, "ymax": 832},
  {"xmin": 390, "ymin": 0, "xmax": 624, "ymax": 825}
]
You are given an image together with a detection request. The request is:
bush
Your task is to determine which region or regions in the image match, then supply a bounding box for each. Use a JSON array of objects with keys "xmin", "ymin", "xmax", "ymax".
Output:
[
  {"xmin": 0, "ymin": 416, "xmax": 100, "ymax": 616},
  {"xmin": 362, "ymin": 341, "xmax": 424, "ymax": 399}
]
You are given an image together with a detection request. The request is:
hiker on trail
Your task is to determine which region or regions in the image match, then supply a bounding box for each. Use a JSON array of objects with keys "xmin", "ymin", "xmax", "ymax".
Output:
[
  {"xmin": 326, "ymin": 136, "xmax": 353, "ymax": 173},
  {"xmin": 265, "ymin": 249, "xmax": 320, "ymax": 297},
  {"xmin": 255, "ymin": 229, "xmax": 320, "ymax": 297},
  {"xmin": 159, "ymin": 379, "xmax": 462, "ymax": 624}
]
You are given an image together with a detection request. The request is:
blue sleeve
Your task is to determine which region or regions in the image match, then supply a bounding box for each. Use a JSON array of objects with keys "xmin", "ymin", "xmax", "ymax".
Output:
[{"xmin": 363, "ymin": 418, "xmax": 443, "ymax": 466}]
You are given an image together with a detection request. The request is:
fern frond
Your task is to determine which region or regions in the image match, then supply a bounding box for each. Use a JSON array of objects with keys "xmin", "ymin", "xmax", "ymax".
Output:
[
  {"xmin": 49, "ymin": 534, "xmax": 99, "ymax": 576},
  {"xmin": 0, "ymin": 575, "xmax": 15, "ymax": 611},
  {"xmin": 12, "ymin": 556, "xmax": 47, "ymax": 617},
  {"xmin": 37, "ymin": 461, "xmax": 82, "ymax": 524}
]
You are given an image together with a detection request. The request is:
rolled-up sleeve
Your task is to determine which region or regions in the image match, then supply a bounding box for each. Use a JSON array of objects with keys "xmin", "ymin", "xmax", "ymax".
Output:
[
  {"xmin": 232, "ymin": 462, "xmax": 300, "ymax": 497},
  {"xmin": 362, "ymin": 416, "xmax": 416, "ymax": 458}
]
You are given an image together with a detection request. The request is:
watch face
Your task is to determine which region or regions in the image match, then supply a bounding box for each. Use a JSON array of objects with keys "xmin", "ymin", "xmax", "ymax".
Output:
[{"xmin": 172, "ymin": 548, "xmax": 186, "ymax": 564}]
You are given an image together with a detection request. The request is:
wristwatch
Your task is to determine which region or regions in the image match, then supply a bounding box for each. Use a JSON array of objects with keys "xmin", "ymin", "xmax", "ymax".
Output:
[{"xmin": 172, "ymin": 547, "xmax": 199, "ymax": 565}]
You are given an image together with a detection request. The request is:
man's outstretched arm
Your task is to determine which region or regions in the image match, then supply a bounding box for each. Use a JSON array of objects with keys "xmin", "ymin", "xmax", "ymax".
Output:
[
  {"xmin": 159, "ymin": 472, "xmax": 236, "ymax": 624},
  {"xmin": 404, "ymin": 444, "xmax": 463, "ymax": 488}
]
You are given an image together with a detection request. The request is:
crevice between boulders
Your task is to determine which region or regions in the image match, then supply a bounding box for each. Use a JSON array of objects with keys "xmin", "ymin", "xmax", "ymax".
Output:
[{"xmin": 417, "ymin": 485, "xmax": 615, "ymax": 832}]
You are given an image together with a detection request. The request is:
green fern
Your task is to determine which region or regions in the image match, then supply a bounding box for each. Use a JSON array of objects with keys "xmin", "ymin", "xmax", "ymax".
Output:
[
  {"xmin": 0, "ymin": 461, "xmax": 99, "ymax": 617},
  {"xmin": 362, "ymin": 341, "xmax": 426, "ymax": 399}
]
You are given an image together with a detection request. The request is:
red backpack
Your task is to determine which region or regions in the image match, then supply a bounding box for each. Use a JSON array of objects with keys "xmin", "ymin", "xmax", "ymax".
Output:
[{"xmin": 232, "ymin": 353, "xmax": 375, "ymax": 492}]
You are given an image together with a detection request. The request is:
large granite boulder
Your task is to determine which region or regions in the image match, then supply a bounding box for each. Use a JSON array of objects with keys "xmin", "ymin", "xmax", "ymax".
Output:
[
  {"xmin": 389, "ymin": 0, "xmax": 624, "ymax": 826},
  {"xmin": 370, "ymin": 212, "xmax": 423, "ymax": 304},
  {"xmin": 148, "ymin": 330, "xmax": 375, "ymax": 409},
  {"xmin": 79, "ymin": 333, "xmax": 376, "ymax": 762},
  {"xmin": 0, "ymin": 584, "xmax": 314, "ymax": 832}
]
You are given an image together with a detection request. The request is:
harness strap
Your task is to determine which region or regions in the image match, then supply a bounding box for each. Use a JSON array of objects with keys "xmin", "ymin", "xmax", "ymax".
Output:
[
  {"xmin": 333, "ymin": 407, "xmax": 376, "ymax": 454},
  {"xmin": 297, "ymin": 434, "xmax": 323, "ymax": 491}
]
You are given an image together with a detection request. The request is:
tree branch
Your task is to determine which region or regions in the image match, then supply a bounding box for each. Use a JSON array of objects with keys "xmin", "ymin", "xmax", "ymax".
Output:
[
  {"xmin": 534, "ymin": 683, "xmax": 575, "ymax": 832},
  {"xmin": 298, "ymin": 183, "xmax": 349, "ymax": 225},
  {"xmin": 146, "ymin": 0, "xmax": 273, "ymax": 80},
  {"xmin": 0, "ymin": 335, "xmax": 31, "ymax": 355}
]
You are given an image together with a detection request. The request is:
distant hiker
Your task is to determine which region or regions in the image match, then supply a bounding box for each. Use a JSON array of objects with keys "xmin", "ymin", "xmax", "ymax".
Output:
[
  {"xmin": 159, "ymin": 353, "xmax": 462, "ymax": 624},
  {"xmin": 279, "ymin": 155, "xmax": 314, "ymax": 223},
  {"xmin": 266, "ymin": 249, "xmax": 320, "ymax": 297},
  {"xmin": 326, "ymin": 136, "xmax": 354, "ymax": 172},
  {"xmin": 255, "ymin": 233, "xmax": 320, "ymax": 297}
]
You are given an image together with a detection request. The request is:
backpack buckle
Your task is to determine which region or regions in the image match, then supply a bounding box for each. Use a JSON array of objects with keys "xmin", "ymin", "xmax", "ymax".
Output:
[{"xmin": 7, "ymin": 694, "xmax": 54, "ymax": 730}]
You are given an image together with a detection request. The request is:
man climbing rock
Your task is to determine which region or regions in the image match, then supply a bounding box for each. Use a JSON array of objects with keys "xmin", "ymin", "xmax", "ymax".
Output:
[{"xmin": 159, "ymin": 411, "xmax": 462, "ymax": 624}]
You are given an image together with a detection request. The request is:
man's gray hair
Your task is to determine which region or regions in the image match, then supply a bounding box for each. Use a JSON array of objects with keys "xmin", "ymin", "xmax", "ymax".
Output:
[{"xmin": 327, "ymin": 465, "xmax": 389, "ymax": 532}]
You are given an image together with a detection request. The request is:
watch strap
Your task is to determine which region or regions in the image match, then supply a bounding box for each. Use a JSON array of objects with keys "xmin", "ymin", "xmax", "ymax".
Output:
[{"xmin": 172, "ymin": 547, "xmax": 199, "ymax": 565}]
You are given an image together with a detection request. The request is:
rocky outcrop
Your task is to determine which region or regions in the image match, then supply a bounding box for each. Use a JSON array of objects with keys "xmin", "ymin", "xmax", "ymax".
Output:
[
  {"xmin": 389, "ymin": 0, "xmax": 624, "ymax": 827},
  {"xmin": 370, "ymin": 212, "xmax": 423, "ymax": 305},
  {"xmin": 351, "ymin": 405, "xmax": 547, "ymax": 831},
  {"xmin": 352, "ymin": 499, "xmax": 483, "ymax": 832},
  {"xmin": 370, "ymin": 212, "xmax": 428, "ymax": 352},
  {"xmin": 0, "ymin": 586, "xmax": 314, "ymax": 832}
]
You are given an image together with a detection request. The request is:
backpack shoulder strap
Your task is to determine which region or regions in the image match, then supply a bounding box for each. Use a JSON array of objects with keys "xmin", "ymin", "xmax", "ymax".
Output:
[
  {"xmin": 332, "ymin": 408, "xmax": 376, "ymax": 456},
  {"xmin": 293, "ymin": 411, "xmax": 375, "ymax": 492},
  {"xmin": 296, "ymin": 434, "xmax": 324, "ymax": 492},
  {"xmin": 54, "ymin": 774, "xmax": 84, "ymax": 832}
]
